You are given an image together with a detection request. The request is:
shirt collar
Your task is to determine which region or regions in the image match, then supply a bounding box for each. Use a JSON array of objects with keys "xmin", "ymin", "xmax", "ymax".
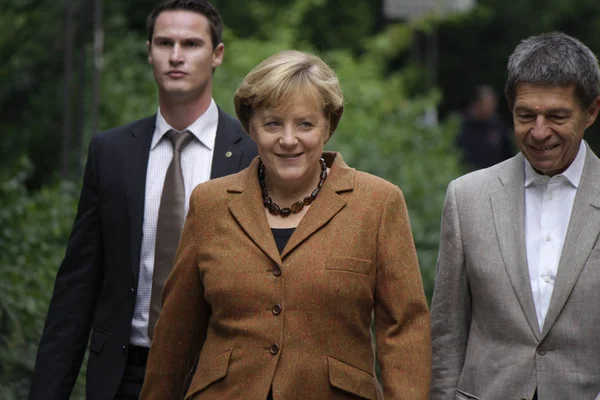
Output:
[
  {"xmin": 151, "ymin": 98, "xmax": 219, "ymax": 150},
  {"xmin": 524, "ymin": 141, "xmax": 586, "ymax": 188}
]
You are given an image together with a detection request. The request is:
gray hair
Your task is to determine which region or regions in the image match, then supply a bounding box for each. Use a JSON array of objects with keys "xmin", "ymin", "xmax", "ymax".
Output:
[{"xmin": 504, "ymin": 32, "xmax": 600, "ymax": 109}]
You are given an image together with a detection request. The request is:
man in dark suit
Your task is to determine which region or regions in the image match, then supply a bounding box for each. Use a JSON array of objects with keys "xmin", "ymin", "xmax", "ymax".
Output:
[{"xmin": 28, "ymin": 1, "xmax": 257, "ymax": 399}]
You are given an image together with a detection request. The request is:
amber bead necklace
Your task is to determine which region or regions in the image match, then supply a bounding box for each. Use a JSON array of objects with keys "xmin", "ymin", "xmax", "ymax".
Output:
[{"xmin": 258, "ymin": 157, "xmax": 327, "ymax": 217}]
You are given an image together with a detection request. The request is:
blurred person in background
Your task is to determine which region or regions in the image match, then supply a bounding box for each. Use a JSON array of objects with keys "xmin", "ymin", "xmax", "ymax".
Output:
[
  {"xmin": 456, "ymin": 84, "xmax": 514, "ymax": 170},
  {"xmin": 431, "ymin": 32, "xmax": 600, "ymax": 400},
  {"xmin": 140, "ymin": 50, "xmax": 431, "ymax": 400},
  {"xmin": 28, "ymin": 1, "xmax": 257, "ymax": 399}
]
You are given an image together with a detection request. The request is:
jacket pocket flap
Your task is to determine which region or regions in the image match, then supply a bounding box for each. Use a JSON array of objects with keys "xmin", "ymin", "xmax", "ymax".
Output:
[
  {"xmin": 185, "ymin": 349, "xmax": 232, "ymax": 399},
  {"xmin": 89, "ymin": 329, "xmax": 107, "ymax": 354},
  {"xmin": 456, "ymin": 388, "xmax": 480, "ymax": 400},
  {"xmin": 328, "ymin": 356, "xmax": 377, "ymax": 399},
  {"xmin": 327, "ymin": 257, "xmax": 372, "ymax": 275}
]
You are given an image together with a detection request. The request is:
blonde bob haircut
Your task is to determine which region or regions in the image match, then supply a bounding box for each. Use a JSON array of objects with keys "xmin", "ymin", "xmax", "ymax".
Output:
[{"xmin": 234, "ymin": 50, "xmax": 344, "ymax": 139}]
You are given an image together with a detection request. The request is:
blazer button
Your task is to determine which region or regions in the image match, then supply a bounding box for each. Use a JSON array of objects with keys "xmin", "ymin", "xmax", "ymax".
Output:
[
  {"xmin": 272, "ymin": 265, "xmax": 282, "ymax": 276},
  {"xmin": 269, "ymin": 343, "xmax": 280, "ymax": 355},
  {"xmin": 121, "ymin": 345, "xmax": 127, "ymax": 353},
  {"xmin": 537, "ymin": 346, "xmax": 547, "ymax": 355},
  {"xmin": 272, "ymin": 304, "xmax": 282, "ymax": 315}
]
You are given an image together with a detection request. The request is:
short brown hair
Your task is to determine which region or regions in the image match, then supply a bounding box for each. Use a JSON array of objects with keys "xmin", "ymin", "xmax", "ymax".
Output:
[
  {"xmin": 234, "ymin": 50, "xmax": 344, "ymax": 139},
  {"xmin": 146, "ymin": 0, "xmax": 223, "ymax": 50}
]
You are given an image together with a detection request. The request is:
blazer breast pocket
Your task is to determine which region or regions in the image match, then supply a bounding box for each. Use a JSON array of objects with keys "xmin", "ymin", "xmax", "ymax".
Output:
[{"xmin": 326, "ymin": 256, "xmax": 372, "ymax": 275}]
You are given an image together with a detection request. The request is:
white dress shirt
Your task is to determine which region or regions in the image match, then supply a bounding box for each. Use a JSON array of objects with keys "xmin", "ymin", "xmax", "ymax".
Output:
[
  {"xmin": 524, "ymin": 141, "xmax": 585, "ymax": 331},
  {"xmin": 130, "ymin": 99, "xmax": 218, "ymax": 347}
]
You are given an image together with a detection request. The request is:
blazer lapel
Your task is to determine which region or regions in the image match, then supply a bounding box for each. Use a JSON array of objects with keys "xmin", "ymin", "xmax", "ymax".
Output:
[
  {"xmin": 210, "ymin": 107, "xmax": 245, "ymax": 179},
  {"xmin": 124, "ymin": 116, "xmax": 155, "ymax": 286},
  {"xmin": 490, "ymin": 153, "xmax": 541, "ymax": 339},
  {"xmin": 226, "ymin": 152, "xmax": 354, "ymax": 263},
  {"xmin": 227, "ymin": 159, "xmax": 282, "ymax": 265},
  {"xmin": 282, "ymin": 153, "xmax": 353, "ymax": 258},
  {"xmin": 541, "ymin": 145, "xmax": 600, "ymax": 337}
]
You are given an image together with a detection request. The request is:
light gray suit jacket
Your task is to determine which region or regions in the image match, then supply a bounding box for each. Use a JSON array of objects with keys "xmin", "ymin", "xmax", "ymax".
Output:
[{"xmin": 431, "ymin": 142, "xmax": 600, "ymax": 400}]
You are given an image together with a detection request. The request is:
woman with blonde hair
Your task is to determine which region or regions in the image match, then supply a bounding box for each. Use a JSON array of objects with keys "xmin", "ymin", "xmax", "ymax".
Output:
[{"xmin": 141, "ymin": 50, "xmax": 431, "ymax": 400}]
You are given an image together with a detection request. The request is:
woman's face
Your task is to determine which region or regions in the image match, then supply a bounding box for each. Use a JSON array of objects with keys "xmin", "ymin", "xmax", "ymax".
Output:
[{"xmin": 249, "ymin": 96, "xmax": 329, "ymax": 192}]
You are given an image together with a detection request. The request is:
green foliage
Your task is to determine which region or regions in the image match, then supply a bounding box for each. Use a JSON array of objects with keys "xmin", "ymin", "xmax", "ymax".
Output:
[
  {"xmin": 0, "ymin": 0, "xmax": 383, "ymax": 188},
  {"xmin": 0, "ymin": 0, "xmax": 92, "ymax": 188},
  {"xmin": 0, "ymin": 0, "xmax": 465, "ymax": 397},
  {"xmin": 99, "ymin": 20, "xmax": 157, "ymax": 131},
  {"xmin": 0, "ymin": 157, "xmax": 80, "ymax": 398},
  {"xmin": 435, "ymin": 0, "xmax": 600, "ymax": 151},
  {"xmin": 8, "ymin": 0, "xmax": 600, "ymax": 395},
  {"xmin": 326, "ymin": 55, "xmax": 463, "ymax": 300}
]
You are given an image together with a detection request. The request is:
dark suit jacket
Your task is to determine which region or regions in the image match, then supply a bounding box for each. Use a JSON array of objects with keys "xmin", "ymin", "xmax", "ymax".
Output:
[
  {"xmin": 140, "ymin": 152, "xmax": 431, "ymax": 400},
  {"xmin": 28, "ymin": 108, "xmax": 257, "ymax": 400}
]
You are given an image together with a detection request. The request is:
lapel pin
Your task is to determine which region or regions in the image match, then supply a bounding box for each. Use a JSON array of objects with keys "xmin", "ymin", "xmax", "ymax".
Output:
[{"xmin": 225, "ymin": 151, "xmax": 232, "ymax": 158}]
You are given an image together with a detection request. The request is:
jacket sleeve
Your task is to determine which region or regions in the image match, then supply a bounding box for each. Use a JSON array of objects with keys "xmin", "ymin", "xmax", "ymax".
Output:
[
  {"xmin": 374, "ymin": 186, "xmax": 431, "ymax": 399},
  {"xmin": 430, "ymin": 180, "xmax": 471, "ymax": 399},
  {"xmin": 140, "ymin": 186, "xmax": 209, "ymax": 400},
  {"xmin": 29, "ymin": 136, "xmax": 104, "ymax": 400}
]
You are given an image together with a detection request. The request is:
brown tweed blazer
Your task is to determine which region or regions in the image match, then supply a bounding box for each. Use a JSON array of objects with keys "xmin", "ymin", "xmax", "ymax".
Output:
[{"xmin": 140, "ymin": 152, "xmax": 431, "ymax": 400}]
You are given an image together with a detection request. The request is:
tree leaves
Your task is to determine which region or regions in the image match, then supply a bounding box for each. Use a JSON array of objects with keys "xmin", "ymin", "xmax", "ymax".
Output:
[{"xmin": 0, "ymin": 157, "xmax": 79, "ymax": 398}]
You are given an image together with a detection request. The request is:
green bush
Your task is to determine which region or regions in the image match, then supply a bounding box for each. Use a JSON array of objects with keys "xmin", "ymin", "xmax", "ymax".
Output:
[
  {"xmin": 0, "ymin": 3, "xmax": 464, "ymax": 398},
  {"xmin": 0, "ymin": 157, "xmax": 80, "ymax": 399}
]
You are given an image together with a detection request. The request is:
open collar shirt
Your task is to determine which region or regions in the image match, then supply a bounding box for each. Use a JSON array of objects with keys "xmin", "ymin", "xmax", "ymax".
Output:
[{"xmin": 524, "ymin": 141, "xmax": 585, "ymax": 331}]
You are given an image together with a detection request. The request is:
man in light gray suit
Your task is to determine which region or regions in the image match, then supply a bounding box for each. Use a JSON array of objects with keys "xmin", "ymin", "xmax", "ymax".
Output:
[{"xmin": 431, "ymin": 32, "xmax": 600, "ymax": 400}]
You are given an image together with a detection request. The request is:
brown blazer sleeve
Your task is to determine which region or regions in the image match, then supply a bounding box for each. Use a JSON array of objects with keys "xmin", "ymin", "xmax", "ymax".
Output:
[
  {"xmin": 140, "ymin": 186, "xmax": 209, "ymax": 400},
  {"xmin": 374, "ymin": 186, "xmax": 431, "ymax": 399}
]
